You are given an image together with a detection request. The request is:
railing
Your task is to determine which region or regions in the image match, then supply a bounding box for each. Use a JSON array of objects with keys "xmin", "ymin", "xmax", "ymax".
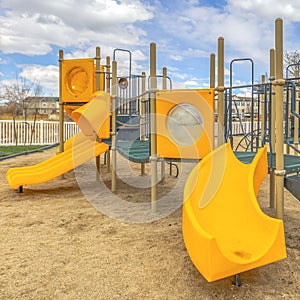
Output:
[
  {"xmin": 0, "ymin": 120, "xmax": 79, "ymax": 145},
  {"xmin": 231, "ymin": 121, "xmax": 259, "ymax": 136}
]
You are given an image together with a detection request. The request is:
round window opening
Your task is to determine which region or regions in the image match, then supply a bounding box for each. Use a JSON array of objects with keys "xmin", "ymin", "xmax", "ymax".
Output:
[
  {"xmin": 167, "ymin": 104, "xmax": 204, "ymax": 146},
  {"xmin": 67, "ymin": 67, "xmax": 89, "ymax": 95}
]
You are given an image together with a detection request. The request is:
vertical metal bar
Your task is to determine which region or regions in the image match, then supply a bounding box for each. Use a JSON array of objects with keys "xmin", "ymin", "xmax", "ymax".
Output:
[
  {"xmin": 229, "ymin": 58, "xmax": 254, "ymax": 148},
  {"xmin": 269, "ymin": 48, "xmax": 276, "ymax": 209},
  {"xmin": 275, "ymin": 18, "xmax": 284, "ymax": 219},
  {"xmin": 234, "ymin": 274, "xmax": 242, "ymax": 287},
  {"xmin": 162, "ymin": 67, "xmax": 167, "ymax": 90},
  {"xmin": 210, "ymin": 53, "xmax": 216, "ymax": 89},
  {"xmin": 285, "ymin": 83, "xmax": 290, "ymax": 154},
  {"xmin": 210, "ymin": 53, "xmax": 216, "ymax": 149},
  {"xmin": 261, "ymin": 78, "xmax": 266, "ymax": 145},
  {"xmin": 111, "ymin": 60, "xmax": 117, "ymax": 192},
  {"xmin": 217, "ymin": 37, "xmax": 225, "ymax": 147},
  {"xmin": 106, "ymin": 56, "xmax": 111, "ymax": 172},
  {"xmin": 150, "ymin": 42, "xmax": 158, "ymax": 212},
  {"xmin": 141, "ymin": 72, "xmax": 146, "ymax": 176},
  {"xmin": 95, "ymin": 47, "xmax": 101, "ymax": 180},
  {"xmin": 58, "ymin": 50, "xmax": 64, "ymax": 155},
  {"xmin": 294, "ymin": 70, "xmax": 299, "ymax": 147}
]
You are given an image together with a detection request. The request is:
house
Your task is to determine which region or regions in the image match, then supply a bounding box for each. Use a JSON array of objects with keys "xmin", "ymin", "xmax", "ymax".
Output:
[
  {"xmin": 24, "ymin": 97, "xmax": 59, "ymax": 115},
  {"xmin": 231, "ymin": 95, "xmax": 260, "ymax": 120}
]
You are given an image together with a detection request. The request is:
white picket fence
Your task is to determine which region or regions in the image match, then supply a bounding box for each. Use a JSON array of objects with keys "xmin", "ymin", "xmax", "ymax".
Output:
[
  {"xmin": 0, "ymin": 120, "xmax": 80, "ymax": 145},
  {"xmin": 0, "ymin": 120, "xmax": 259, "ymax": 146}
]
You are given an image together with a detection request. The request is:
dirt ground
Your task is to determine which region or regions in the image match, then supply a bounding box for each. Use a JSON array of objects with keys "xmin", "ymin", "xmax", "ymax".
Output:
[{"xmin": 0, "ymin": 147, "xmax": 299, "ymax": 299}]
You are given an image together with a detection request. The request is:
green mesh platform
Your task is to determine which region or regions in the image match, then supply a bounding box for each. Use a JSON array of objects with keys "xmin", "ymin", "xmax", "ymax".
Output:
[
  {"xmin": 235, "ymin": 152, "xmax": 300, "ymax": 174},
  {"xmin": 116, "ymin": 140, "xmax": 150, "ymax": 163}
]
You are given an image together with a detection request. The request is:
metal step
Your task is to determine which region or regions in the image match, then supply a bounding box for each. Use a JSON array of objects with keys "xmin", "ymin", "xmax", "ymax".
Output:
[{"xmin": 284, "ymin": 175, "xmax": 300, "ymax": 201}]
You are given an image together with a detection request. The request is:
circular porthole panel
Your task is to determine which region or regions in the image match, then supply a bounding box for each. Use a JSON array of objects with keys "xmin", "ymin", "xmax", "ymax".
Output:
[
  {"xmin": 167, "ymin": 103, "xmax": 204, "ymax": 146},
  {"xmin": 67, "ymin": 67, "xmax": 89, "ymax": 95}
]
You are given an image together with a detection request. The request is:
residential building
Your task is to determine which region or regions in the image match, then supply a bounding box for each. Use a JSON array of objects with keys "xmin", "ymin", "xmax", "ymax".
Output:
[{"xmin": 24, "ymin": 97, "xmax": 59, "ymax": 115}]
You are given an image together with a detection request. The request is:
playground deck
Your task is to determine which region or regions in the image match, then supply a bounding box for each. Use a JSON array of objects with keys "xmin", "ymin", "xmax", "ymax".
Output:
[
  {"xmin": 113, "ymin": 139, "xmax": 300, "ymax": 177},
  {"xmin": 235, "ymin": 152, "xmax": 300, "ymax": 174}
]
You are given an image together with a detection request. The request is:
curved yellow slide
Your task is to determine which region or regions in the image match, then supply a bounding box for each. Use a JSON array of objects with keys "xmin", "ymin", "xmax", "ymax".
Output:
[
  {"xmin": 182, "ymin": 142, "xmax": 286, "ymax": 282},
  {"xmin": 6, "ymin": 91, "xmax": 111, "ymax": 190},
  {"xmin": 7, "ymin": 139, "xmax": 108, "ymax": 189}
]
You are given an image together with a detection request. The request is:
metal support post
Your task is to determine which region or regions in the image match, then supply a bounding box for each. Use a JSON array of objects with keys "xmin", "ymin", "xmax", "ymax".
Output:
[
  {"xmin": 95, "ymin": 46, "xmax": 101, "ymax": 180},
  {"xmin": 269, "ymin": 48, "xmax": 276, "ymax": 209},
  {"xmin": 274, "ymin": 18, "xmax": 285, "ymax": 219},
  {"xmin": 217, "ymin": 37, "xmax": 225, "ymax": 147},
  {"xmin": 140, "ymin": 72, "xmax": 146, "ymax": 176},
  {"xmin": 58, "ymin": 49, "xmax": 65, "ymax": 180},
  {"xmin": 111, "ymin": 61, "xmax": 117, "ymax": 192},
  {"xmin": 58, "ymin": 50, "xmax": 64, "ymax": 155},
  {"xmin": 150, "ymin": 42, "xmax": 158, "ymax": 212},
  {"xmin": 294, "ymin": 70, "xmax": 299, "ymax": 150},
  {"xmin": 106, "ymin": 56, "xmax": 111, "ymax": 172}
]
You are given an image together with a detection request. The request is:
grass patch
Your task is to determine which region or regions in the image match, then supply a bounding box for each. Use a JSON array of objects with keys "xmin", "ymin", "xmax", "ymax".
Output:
[{"xmin": 0, "ymin": 145, "xmax": 45, "ymax": 157}]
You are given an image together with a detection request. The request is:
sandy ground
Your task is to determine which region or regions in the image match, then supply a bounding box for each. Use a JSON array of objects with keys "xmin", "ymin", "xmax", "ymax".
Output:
[{"xmin": 0, "ymin": 147, "xmax": 299, "ymax": 299}]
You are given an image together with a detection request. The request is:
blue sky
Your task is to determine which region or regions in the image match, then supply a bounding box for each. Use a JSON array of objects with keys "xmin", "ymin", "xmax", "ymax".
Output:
[{"xmin": 1, "ymin": 0, "xmax": 300, "ymax": 96}]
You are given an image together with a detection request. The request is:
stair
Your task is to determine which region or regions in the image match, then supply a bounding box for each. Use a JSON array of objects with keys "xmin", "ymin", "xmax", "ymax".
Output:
[{"xmin": 284, "ymin": 175, "xmax": 300, "ymax": 201}]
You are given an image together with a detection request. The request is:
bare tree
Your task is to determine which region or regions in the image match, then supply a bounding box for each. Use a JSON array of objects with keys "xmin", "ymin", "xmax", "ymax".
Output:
[
  {"xmin": 284, "ymin": 50, "xmax": 300, "ymax": 78},
  {"xmin": 0, "ymin": 75, "xmax": 42, "ymax": 145}
]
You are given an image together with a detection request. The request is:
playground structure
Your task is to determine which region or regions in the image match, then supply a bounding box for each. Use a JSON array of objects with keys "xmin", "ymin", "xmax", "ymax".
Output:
[{"xmin": 7, "ymin": 18, "xmax": 300, "ymax": 284}]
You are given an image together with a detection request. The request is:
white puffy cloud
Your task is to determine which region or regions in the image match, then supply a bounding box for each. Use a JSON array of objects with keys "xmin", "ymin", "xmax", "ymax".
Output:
[
  {"xmin": 155, "ymin": 0, "xmax": 300, "ymax": 68},
  {"xmin": 2, "ymin": 0, "xmax": 300, "ymax": 93},
  {"xmin": 227, "ymin": 0, "xmax": 300, "ymax": 21},
  {"xmin": 0, "ymin": 0, "xmax": 154, "ymax": 55},
  {"xmin": 184, "ymin": 80, "xmax": 199, "ymax": 86},
  {"xmin": 170, "ymin": 55, "xmax": 183, "ymax": 61},
  {"xmin": 19, "ymin": 64, "xmax": 59, "ymax": 93}
]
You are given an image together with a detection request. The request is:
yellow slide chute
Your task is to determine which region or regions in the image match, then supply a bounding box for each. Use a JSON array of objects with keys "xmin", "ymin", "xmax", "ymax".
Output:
[
  {"xmin": 182, "ymin": 142, "xmax": 286, "ymax": 282},
  {"xmin": 7, "ymin": 91, "xmax": 110, "ymax": 190}
]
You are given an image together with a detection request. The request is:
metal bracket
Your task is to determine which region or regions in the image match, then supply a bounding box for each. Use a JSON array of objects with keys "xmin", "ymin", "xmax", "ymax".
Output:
[
  {"xmin": 273, "ymin": 79, "xmax": 286, "ymax": 86},
  {"xmin": 274, "ymin": 169, "xmax": 286, "ymax": 176},
  {"xmin": 215, "ymin": 85, "xmax": 225, "ymax": 92},
  {"xmin": 149, "ymin": 155, "xmax": 160, "ymax": 162}
]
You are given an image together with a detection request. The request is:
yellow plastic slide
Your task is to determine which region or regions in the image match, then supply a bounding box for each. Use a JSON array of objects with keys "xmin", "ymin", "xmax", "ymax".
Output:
[
  {"xmin": 182, "ymin": 142, "xmax": 286, "ymax": 282},
  {"xmin": 6, "ymin": 138, "xmax": 108, "ymax": 189},
  {"xmin": 7, "ymin": 91, "xmax": 111, "ymax": 190}
]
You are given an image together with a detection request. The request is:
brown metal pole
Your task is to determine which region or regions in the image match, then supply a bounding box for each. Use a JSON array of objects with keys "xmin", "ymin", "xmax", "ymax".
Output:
[
  {"xmin": 58, "ymin": 50, "xmax": 64, "ymax": 155},
  {"xmin": 210, "ymin": 53, "xmax": 216, "ymax": 89},
  {"xmin": 150, "ymin": 42, "xmax": 158, "ymax": 212},
  {"xmin": 217, "ymin": 37, "xmax": 225, "ymax": 147},
  {"xmin": 106, "ymin": 56, "xmax": 111, "ymax": 172},
  {"xmin": 111, "ymin": 60, "xmax": 117, "ymax": 192},
  {"xmin": 210, "ymin": 53, "xmax": 216, "ymax": 149},
  {"xmin": 162, "ymin": 67, "xmax": 167, "ymax": 90},
  {"xmin": 95, "ymin": 47, "xmax": 101, "ymax": 180},
  {"xmin": 269, "ymin": 48, "xmax": 276, "ymax": 208},
  {"xmin": 275, "ymin": 18, "xmax": 285, "ymax": 219},
  {"xmin": 140, "ymin": 71, "xmax": 146, "ymax": 176},
  {"xmin": 294, "ymin": 69, "xmax": 299, "ymax": 148}
]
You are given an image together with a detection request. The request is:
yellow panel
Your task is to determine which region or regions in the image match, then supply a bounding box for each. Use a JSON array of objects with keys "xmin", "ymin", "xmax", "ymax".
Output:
[
  {"xmin": 156, "ymin": 89, "xmax": 214, "ymax": 159},
  {"xmin": 62, "ymin": 58, "xmax": 95, "ymax": 103}
]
